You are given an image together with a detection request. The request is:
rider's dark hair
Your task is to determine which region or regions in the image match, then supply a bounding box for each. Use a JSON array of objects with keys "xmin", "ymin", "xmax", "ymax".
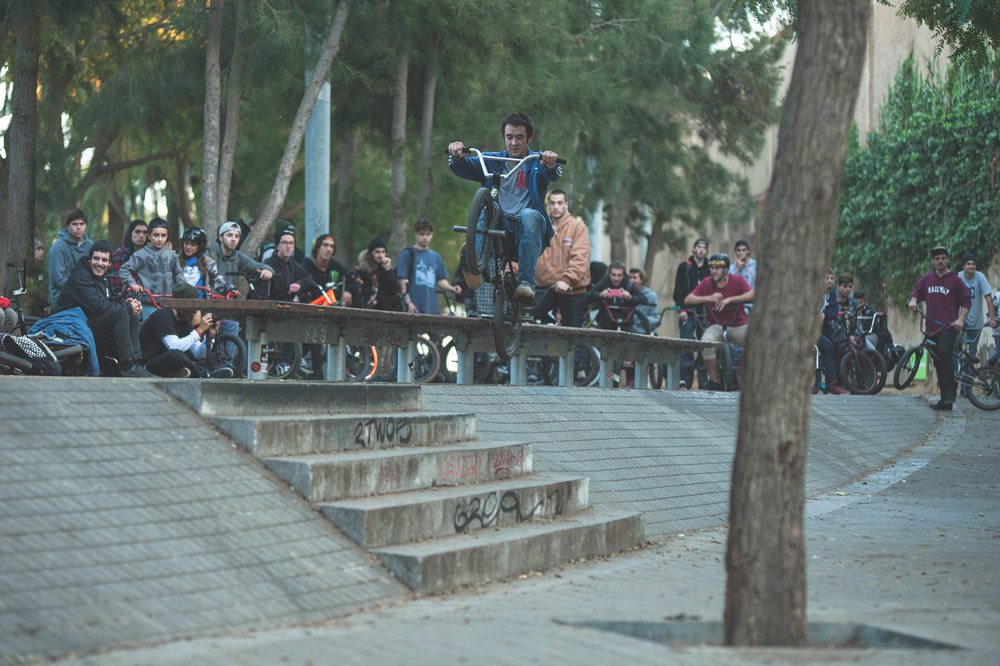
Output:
[
  {"xmin": 500, "ymin": 112, "xmax": 534, "ymax": 140},
  {"xmin": 311, "ymin": 234, "xmax": 336, "ymax": 259},
  {"xmin": 608, "ymin": 260, "xmax": 626, "ymax": 272},
  {"xmin": 837, "ymin": 274, "xmax": 854, "ymax": 286},
  {"xmin": 629, "ymin": 267, "xmax": 647, "ymax": 283},
  {"xmin": 414, "ymin": 217, "xmax": 433, "ymax": 233},
  {"xmin": 735, "ymin": 239, "xmax": 750, "ymax": 250},
  {"xmin": 549, "ymin": 189, "xmax": 567, "ymax": 200},
  {"xmin": 64, "ymin": 208, "xmax": 87, "ymax": 226}
]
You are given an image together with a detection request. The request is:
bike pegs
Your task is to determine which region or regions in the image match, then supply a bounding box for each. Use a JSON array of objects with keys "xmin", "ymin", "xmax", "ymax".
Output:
[{"xmin": 452, "ymin": 226, "xmax": 467, "ymax": 233}]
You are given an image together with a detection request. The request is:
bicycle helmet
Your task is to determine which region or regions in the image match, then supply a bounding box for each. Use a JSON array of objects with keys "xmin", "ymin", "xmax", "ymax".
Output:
[
  {"xmin": 181, "ymin": 227, "xmax": 208, "ymax": 251},
  {"xmin": 708, "ymin": 253, "xmax": 730, "ymax": 269}
]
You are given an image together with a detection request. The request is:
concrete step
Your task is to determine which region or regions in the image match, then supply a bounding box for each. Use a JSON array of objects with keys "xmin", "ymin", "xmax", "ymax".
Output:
[
  {"xmin": 210, "ymin": 411, "xmax": 477, "ymax": 457},
  {"xmin": 317, "ymin": 473, "xmax": 586, "ymax": 548},
  {"xmin": 160, "ymin": 380, "xmax": 421, "ymax": 417},
  {"xmin": 263, "ymin": 441, "xmax": 532, "ymax": 502},
  {"xmin": 371, "ymin": 508, "xmax": 644, "ymax": 593}
]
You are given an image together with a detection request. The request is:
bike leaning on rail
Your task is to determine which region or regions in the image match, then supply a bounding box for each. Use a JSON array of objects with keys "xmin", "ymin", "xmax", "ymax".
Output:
[
  {"xmin": 893, "ymin": 308, "xmax": 1000, "ymax": 411},
  {"xmin": 452, "ymin": 147, "xmax": 566, "ymax": 362}
]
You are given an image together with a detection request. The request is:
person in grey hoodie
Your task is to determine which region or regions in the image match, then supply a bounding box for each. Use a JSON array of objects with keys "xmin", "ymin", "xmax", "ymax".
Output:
[
  {"xmin": 212, "ymin": 220, "xmax": 273, "ymax": 296},
  {"xmin": 119, "ymin": 218, "xmax": 183, "ymax": 318},
  {"xmin": 48, "ymin": 208, "xmax": 93, "ymax": 305}
]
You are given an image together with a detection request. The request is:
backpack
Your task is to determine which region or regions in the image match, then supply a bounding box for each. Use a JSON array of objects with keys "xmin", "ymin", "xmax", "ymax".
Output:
[{"xmin": 0, "ymin": 333, "xmax": 62, "ymax": 375}]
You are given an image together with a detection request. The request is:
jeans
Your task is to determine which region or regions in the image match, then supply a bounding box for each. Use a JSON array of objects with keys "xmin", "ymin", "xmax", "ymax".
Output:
[
  {"xmin": 931, "ymin": 328, "xmax": 959, "ymax": 402},
  {"xmin": 678, "ymin": 313, "xmax": 707, "ymax": 387},
  {"xmin": 476, "ymin": 207, "xmax": 546, "ymax": 287},
  {"xmin": 817, "ymin": 334, "xmax": 838, "ymax": 386},
  {"xmin": 531, "ymin": 286, "xmax": 589, "ymax": 370},
  {"xmin": 147, "ymin": 349, "xmax": 204, "ymax": 377},
  {"xmin": 88, "ymin": 307, "xmax": 141, "ymax": 365}
]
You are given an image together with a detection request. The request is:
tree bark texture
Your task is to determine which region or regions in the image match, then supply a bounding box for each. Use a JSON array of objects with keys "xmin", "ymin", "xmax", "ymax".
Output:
[
  {"xmin": 724, "ymin": 0, "xmax": 871, "ymax": 647},
  {"xmin": 416, "ymin": 49, "xmax": 438, "ymax": 219},
  {"xmin": 243, "ymin": 0, "xmax": 351, "ymax": 256},
  {"xmin": 644, "ymin": 210, "xmax": 666, "ymax": 282},
  {"xmin": 2, "ymin": 0, "xmax": 42, "ymax": 294},
  {"xmin": 214, "ymin": 0, "xmax": 246, "ymax": 238},
  {"xmin": 334, "ymin": 124, "xmax": 358, "ymax": 262},
  {"xmin": 200, "ymin": 0, "xmax": 224, "ymax": 235},
  {"xmin": 389, "ymin": 46, "xmax": 410, "ymax": 254},
  {"xmin": 607, "ymin": 188, "xmax": 629, "ymax": 265}
]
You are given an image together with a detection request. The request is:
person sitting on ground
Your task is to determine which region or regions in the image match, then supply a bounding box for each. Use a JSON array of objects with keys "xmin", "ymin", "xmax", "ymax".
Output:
[
  {"xmin": 119, "ymin": 218, "xmax": 184, "ymax": 319},
  {"xmin": 304, "ymin": 234, "xmax": 360, "ymax": 306},
  {"xmin": 356, "ymin": 237, "xmax": 402, "ymax": 311},
  {"xmin": 212, "ymin": 220, "xmax": 273, "ymax": 296},
  {"xmin": 264, "ymin": 230, "xmax": 316, "ymax": 302},
  {"xmin": 139, "ymin": 282, "xmax": 232, "ymax": 378},
  {"xmin": 397, "ymin": 218, "xmax": 461, "ymax": 315},
  {"xmin": 586, "ymin": 260, "xmax": 648, "ymax": 331},
  {"xmin": 53, "ymin": 240, "xmax": 150, "ymax": 377},
  {"xmin": 109, "ymin": 220, "xmax": 148, "ymax": 298},
  {"xmin": 628, "ymin": 268, "xmax": 659, "ymax": 333},
  {"xmin": 684, "ymin": 253, "xmax": 754, "ymax": 390},
  {"xmin": 48, "ymin": 208, "xmax": 94, "ymax": 306}
]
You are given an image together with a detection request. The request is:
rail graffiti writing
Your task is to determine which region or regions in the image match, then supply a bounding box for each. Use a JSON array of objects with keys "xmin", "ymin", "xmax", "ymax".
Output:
[
  {"xmin": 453, "ymin": 487, "xmax": 564, "ymax": 533},
  {"xmin": 354, "ymin": 416, "xmax": 413, "ymax": 448},
  {"xmin": 362, "ymin": 326, "xmax": 403, "ymax": 348},
  {"xmin": 439, "ymin": 452, "xmax": 481, "ymax": 483},
  {"xmin": 491, "ymin": 447, "xmax": 526, "ymax": 477}
]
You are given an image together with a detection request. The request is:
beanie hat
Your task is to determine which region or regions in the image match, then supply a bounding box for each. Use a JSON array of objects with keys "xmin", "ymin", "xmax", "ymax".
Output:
[
  {"xmin": 367, "ymin": 236, "xmax": 387, "ymax": 254},
  {"xmin": 171, "ymin": 282, "xmax": 199, "ymax": 300},
  {"xmin": 958, "ymin": 251, "xmax": 976, "ymax": 266},
  {"xmin": 218, "ymin": 221, "xmax": 241, "ymax": 238},
  {"xmin": 88, "ymin": 240, "xmax": 112, "ymax": 258},
  {"xmin": 276, "ymin": 229, "xmax": 296, "ymax": 244}
]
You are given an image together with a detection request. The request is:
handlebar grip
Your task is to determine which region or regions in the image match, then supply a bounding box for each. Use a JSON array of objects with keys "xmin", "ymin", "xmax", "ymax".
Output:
[{"xmin": 554, "ymin": 158, "xmax": 567, "ymax": 165}]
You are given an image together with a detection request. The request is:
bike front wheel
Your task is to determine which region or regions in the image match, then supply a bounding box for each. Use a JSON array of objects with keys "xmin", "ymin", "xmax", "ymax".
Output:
[
  {"xmin": 266, "ymin": 341, "xmax": 302, "ymax": 380},
  {"xmin": 214, "ymin": 333, "xmax": 247, "ymax": 378},
  {"xmin": 840, "ymin": 350, "xmax": 878, "ymax": 394},
  {"xmin": 492, "ymin": 282, "xmax": 521, "ymax": 363},
  {"xmin": 966, "ymin": 367, "xmax": 1000, "ymax": 411},
  {"xmin": 465, "ymin": 188, "xmax": 493, "ymax": 276},
  {"xmin": 893, "ymin": 346, "xmax": 923, "ymax": 390}
]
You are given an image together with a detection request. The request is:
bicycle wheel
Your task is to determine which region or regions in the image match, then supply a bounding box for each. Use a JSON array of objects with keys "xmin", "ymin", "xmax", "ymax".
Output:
[
  {"xmin": 413, "ymin": 335, "xmax": 442, "ymax": 383},
  {"xmin": 492, "ymin": 282, "xmax": 521, "ymax": 362},
  {"xmin": 465, "ymin": 188, "xmax": 492, "ymax": 276},
  {"xmin": 214, "ymin": 333, "xmax": 247, "ymax": 378},
  {"xmin": 840, "ymin": 351, "xmax": 878, "ymax": 394},
  {"xmin": 266, "ymin": 341, "xmax": 301, "ymax": 380},
  {"xmin": 578, "ymin": 346, "xmax": 601, "ymax": 387},
  {"xmin": 345, "ymin": 344, "xmax": 374, "ymax": 381},
  {"xmin": 966, "ymin": 367, "xmax": 1000, "ymax": 411},
  {"xmin": 719, "ymin": 344, "xmax": 740, "ymax": 391},
  {"xmin": 438, "ymin": 336, "xmax": 458, "ymax": 383},
  {"xmin": 893, "ymin": 346, "xmax": 923, "ymax": 390},
  {"xmin": 868, "ymin": 350, "xmax": 888, "ymax": 395}
]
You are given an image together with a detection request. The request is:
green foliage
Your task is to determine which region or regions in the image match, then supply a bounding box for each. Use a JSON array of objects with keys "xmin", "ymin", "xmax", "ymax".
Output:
[
  {"xmin": 834, "ymin": 55, "xmax": 1000, "ymax": 308},
  {"xmin": 881, "ymin": 0, "xmax": 1000, "ymax": 67}
]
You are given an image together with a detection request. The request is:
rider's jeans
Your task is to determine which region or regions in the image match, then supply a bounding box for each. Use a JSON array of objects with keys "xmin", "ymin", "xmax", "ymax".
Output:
[
  {"xmin": 701, "ymin": 324, "xmax": 748, "ymax": 359},
  {"xmin": 817, "ymin": 334, "xmax": 839, "ymax": 385},
  {"xmin": 931, "ymin": 328, "xmax": 959, "ymax": 402},
  {"xmin": 476, "ymin": 208, "xmax": 545, "ymax": 287},
  {"xmin": 678, "ymin": 314, "xmax": 706, "ymax": 387}
]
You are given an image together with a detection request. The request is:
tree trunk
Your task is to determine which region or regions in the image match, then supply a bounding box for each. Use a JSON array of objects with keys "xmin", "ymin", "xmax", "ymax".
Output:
[
  {"xmin": 607, "ymin": 188, "xmax": 629, "ymax": 264},
  {"xmin": 389, "ymin": 46, "xmax": 409, "ymax": 254},
  {"xmin": 243, "ymin": 0, "xmax": 351, "ymax": 256},
  {"xmin": 2, "ymin": 0, "xmax": 42, "ymax": 294},
  {"xmin": 644, "ymin": 209, "xmax": 666, "ymax": 282},
  {"xmin": 334, "ymin": 124, "xmax": 358, "ymax": 262},
  {"xmin": 106, "ymin": 182, "xmax": 128, "ymax": 245},
  {"xmin": 724, "ymin": 0, "xmax": 871, "ymax": 647},
  {"xmin": 416, "ymin": 48, "xmax": 438, "ymax": 219},
  {"xmin": 200, "ymin": 0, "xmax": 224, "ymax": 234},
  {"xmin": 215, "ymin": 0, "xmax": 247, "ymax": 237}
]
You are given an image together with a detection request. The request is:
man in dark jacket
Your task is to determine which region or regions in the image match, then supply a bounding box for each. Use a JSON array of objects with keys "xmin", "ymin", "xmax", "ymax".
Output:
[
  {"xmin": 586, "ymin": 261, "xmax": 648, "ymax": 331},
  {"xmin": 264, "ymin": 230, "xmax": 316, "ymax": 301},
  {"xmin": 54, "ymin": 240, "xmax": 150, "ymax": 376},
  {"xmin": 672, "ymin": 238, "xmax": 711, "ymax": 388}
]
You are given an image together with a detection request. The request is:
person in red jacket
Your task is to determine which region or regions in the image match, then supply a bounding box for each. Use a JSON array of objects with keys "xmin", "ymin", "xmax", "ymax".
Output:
[{"xmin": 908, "ymin": 245, "xmax": 971, "ymax": 411}]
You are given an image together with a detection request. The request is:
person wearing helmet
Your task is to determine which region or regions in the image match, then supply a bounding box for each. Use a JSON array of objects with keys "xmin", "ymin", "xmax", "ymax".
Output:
[
  {"xmin": 684, "ymin": 253, "xmax": 754, "ymax": 390},
  {"xmin": 178, "ymin": 227, "xmax": 235, "ymax": 298}
]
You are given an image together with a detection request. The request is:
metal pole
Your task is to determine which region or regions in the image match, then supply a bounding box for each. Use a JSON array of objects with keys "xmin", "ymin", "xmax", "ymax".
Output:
[{"xmin": 304, "ymin": 24, "xmax": 331, "ymax": 248}]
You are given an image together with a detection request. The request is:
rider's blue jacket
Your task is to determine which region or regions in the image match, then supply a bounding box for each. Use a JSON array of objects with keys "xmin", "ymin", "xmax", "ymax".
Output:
[{"xmin": 448, "ymin": 148, "xmax": 561, "ymax": 246}]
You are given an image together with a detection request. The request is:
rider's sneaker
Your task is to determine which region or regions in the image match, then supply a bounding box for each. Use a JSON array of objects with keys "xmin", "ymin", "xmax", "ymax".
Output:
[
  {"xmin": 460, "ymin": 244, "xmax": 482, "ymax": 290},
  {"xmin": 703, "ymin": 380, "xmax": 724, "ymax": 391},
  {"xmin": 826, "ymin": 381, "xmax": 848, "ymax": 395},
  {"xmin": 121, "ymin": 364, "xmax": 153, "ymax": 378},
  {"xmin": 930, "ymin": 399, "xmax": 953, "ymax": 411},
  {"xmin": 162, "ymin": 367, "xmax": 192, "ymax": 379},
  {"xmin": 514, "ymin": 281, "xmax": 535, "ymax": 304},
  {"xmin": 209, "ymin": 366, "xmax": 235, "ymax": 379}
]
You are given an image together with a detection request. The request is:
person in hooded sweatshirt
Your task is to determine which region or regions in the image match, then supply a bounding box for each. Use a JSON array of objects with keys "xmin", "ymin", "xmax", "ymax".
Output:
[
  {"xmin": 54, "ymin": 240, "xmax": 150, "ymax": 377},
  {"xmin": 109, "ymin": 219, "xmax": 148, "ymax": 297},
  {"xmin": 264, "ymin": 230, "xmax": 316, "ymax": 301},
  {"xmin": 48, "ymin": 209, "xmax": 94, "ymax": 305},
  {"xmin": 119, "ymin": 218, "xmax": 184, "ymax": 319}
]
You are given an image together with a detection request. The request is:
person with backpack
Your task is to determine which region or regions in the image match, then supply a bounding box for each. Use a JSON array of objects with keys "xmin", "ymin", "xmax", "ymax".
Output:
[{"xmin": 396, "ymin": 218, "xmax": 461, "ymax": 314}]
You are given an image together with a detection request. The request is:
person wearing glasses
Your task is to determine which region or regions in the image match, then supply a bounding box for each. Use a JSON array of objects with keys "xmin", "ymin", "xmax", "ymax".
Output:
[{"xmin": 264, "ymin": 230, "xmax": 316, "ymax": 302}]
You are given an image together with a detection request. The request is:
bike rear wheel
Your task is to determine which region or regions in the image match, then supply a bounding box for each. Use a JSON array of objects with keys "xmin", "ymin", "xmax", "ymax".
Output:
[
  {"xmin": 840, "ymin": 350, "xmax": 878, "ymax": 394},
  {"xmin": 266, "ymin": 341, "xmax": 301, "ymax": 380},
  {"xmin": 345, "ymin": 344, "xmax": 376, "ymax": 381},
  {"xmin": 966, "ymin": 367, "xmax": 1000, "ymax": 411},
  {"xmin": 214, "ymin": 333, "xmax": 247, "ymax": 378},
  {"xmin": 492, "ymin": 282, "xmax": 521, "ymax": 362},
  {"xmin": 465, "ymin": 188, "xmax": 492, "ymax": 276},
  {"xmin": 413, "ymin": 335, "xmax": 442, "ymax": 383},
  {"xmin": 719, "ymin": 344, "xmax": 740, "ymax": 391},
  {"xmin": 893, "ymin": 346, "xmax": 923, "ymax": 390},
  {"xmin": 868, "ymin": 349, "xmax": 888, "ymax": 395}
]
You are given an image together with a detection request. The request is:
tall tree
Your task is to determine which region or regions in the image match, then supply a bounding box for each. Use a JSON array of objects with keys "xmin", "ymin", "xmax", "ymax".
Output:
[
  {"xmin": 389, "ymin": 45, "xmax": 410, "ymax": 253},
  {"xmin": 724, "ymin": 0, "xmax": 871, "ymax": 646},
  {"xmin": 200, "ymin": 0, "xmax": 224, "ymax": 236}
]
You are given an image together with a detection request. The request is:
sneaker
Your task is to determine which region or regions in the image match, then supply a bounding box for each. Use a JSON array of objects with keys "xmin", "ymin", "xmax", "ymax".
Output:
[
  {"xmin": 678, "ymin": 379, "xmax": 688, "ymax": 389},
  {"xmin": 162, "ymin": 367, "xmax": 192, "ymax": 379},
  {"xmin": 827, "ymin": 382, "xmax": 848, "ymax": 395},
  {"xmin": 930, "ymin": 399, "xmax": 953, "ymax": 411},
  {"xmin": 209, "ymin": 366, "xmax": 235, "ymax": 379},
  {"xmin": 514, "ymin": 281, "xmax": 535, "ymax": 304},
  {"xmin": 121, "ymin": 364, "xmax": 153, "ymax": 378},
  {"xmin": 703, "ymin": 380, "xmax": 724, "ymax": 391},
  {"xmin": 460, "ymin": 244, "xmax": 482, "ymax": 290}
]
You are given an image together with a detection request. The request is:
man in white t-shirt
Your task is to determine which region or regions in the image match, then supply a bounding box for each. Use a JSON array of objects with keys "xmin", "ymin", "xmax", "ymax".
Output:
[{"xmin": 956, "ymin": 251, "xmax": 997, "ymax": 359}]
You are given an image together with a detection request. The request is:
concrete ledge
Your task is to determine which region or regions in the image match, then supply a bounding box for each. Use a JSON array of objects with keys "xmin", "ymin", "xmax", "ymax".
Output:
[
  {"xmin": 159, "ymin": 380, "xmax": 422, "ymax": 417},
  {"xmin": 372, "ymin": 508, "xmax": 643, "ymax": 593},
  {"xmin": 319, "ymin": 473, "xmax": 588, "ymax": 547},
  {"xmin": 211, "ymin": 411, "xmax": 477, "ymax": 457},
  {"xmin": 263, "ymin": 441, "xmax": 532, "ymax": 502}
]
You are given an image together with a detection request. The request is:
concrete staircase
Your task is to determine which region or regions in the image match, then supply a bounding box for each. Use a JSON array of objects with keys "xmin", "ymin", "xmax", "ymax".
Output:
[{"xmin": 162, "ymin": 382, "xmax": 644, "ymax": 593}]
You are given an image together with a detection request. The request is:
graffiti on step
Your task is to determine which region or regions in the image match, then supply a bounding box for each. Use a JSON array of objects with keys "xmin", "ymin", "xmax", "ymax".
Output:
[
  {"xmin": 438, "ymin": 452, "xmax": 481, "ymax": 483},
  {"xmin": 362, "ymin": 326, "xmax": 403, "ymax": 349},
  {"xmin": 453, "ymin": 487, "xmax": 563, "ymax": 533},
  {"xmin": 354, "ymin": 416, "xmax": 413, "ymax": 448},
  {"xmin": 490, "ymin": 447, "xmax": 525, "ymax": 477}
]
